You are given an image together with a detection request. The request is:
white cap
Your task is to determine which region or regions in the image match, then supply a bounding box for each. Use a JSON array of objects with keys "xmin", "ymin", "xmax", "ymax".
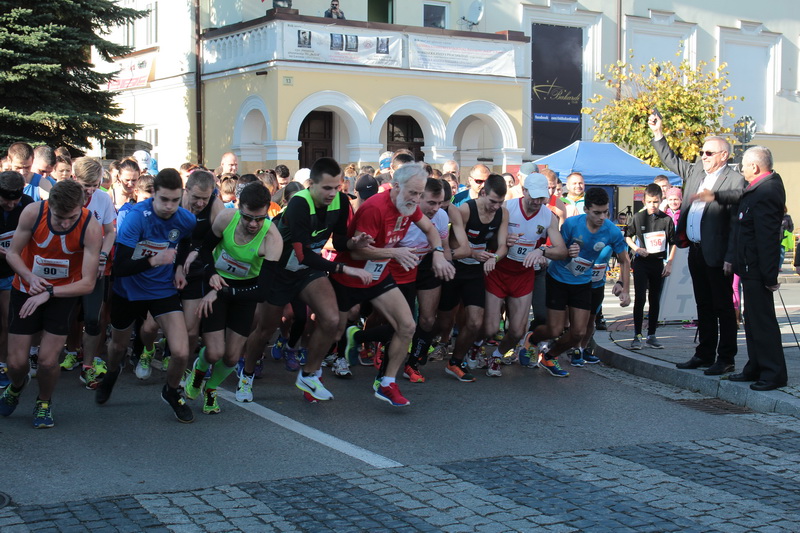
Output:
[
  {"xmin": 294, "ymin": 168, "xmax": 311, "ymax": 183},
  {"xmin": 132, "ymin": 150, "xmax": 150, "ymax": 171},
  {"xmin": 523, "ymin": 173, "xmax": 550, "ymax": 199},
  {"xmin": 519, "ymin": 162, "xmax": 538, "ymax": 175}
]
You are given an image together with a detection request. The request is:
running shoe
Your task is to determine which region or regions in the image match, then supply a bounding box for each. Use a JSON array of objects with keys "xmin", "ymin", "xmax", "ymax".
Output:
[
  {"xmin": 296, "ymin": 348, "xmax": 307, "ymax": 367},
  {"xmin": 236, "ymin": 372, "xmax": 254, "ymax": 403},
  {"xmin": 284, "ymin": 347, "xmax": 301, "ymax": 372},
  {"xmin": 358, "ymin": 342, "xmax": 376, "ymax": 366},
  {"xmin": 343, "ymin": 324, "xmax": 360, "ymax": 365},
  {"xmin": 445, "ymin": 361, "xmax": 476, "ymax": 382},
  {"xmin": 465, "ymin": 344, "xmax": 487, "ymax": 370},
  {"xmin": 402, "ymin": 364, "xmax": 425, "ymax": 383},
  {"xmin": 135, "ymin": 347, "xmax": 154, "ymax": 380},
  {"xmin": 539, "ymin": 357, "xmax": 569, "ymax": 378},
  {"xmin": 32, "ymin": 399, "xmax": 54, "ymax": 429},
  {"xmin": 322, "ymin": 353, "xmax": 337, "ymax": 367},
  {"xmin": 60, "ymin": 351, "xmax": 81, "ymax": 371},
  {"xmin": 203, "ymin": 388, "xmax": 220, "ymax": 415},
  {"xmin": 517, "ymin": 334, "xmax": 538, "ymax": 368},
  {"xmin": 375, "ymin": 382, "xmax": 410, "ymax": 406},
  {"xmin": 332, "ymin": 357, "xmax": 352, "ymax": 378},
  {"xmin": 161, "ymin": 385, "xmax": 194, "ymax": 423},
  {"xmin": 80, "ymin": 365, "xmax": 101, "ymax": 390},
  {"xmin": 236, "ymin": 356, "xmax": 245, "ymax": 376},
  {"xmin": 254, "ymin": 357, "xmax": 265, "ymax": 378},
  {"xmin": 0, "ymin": 364, "xmax": 10, "ymax": 388},
  {"xmin": 646, "ymin": 335, "xmax": 664, "ymax": 349},
  {"xmin": 595, "ymin": 315, "xmax": 607, "ymax": 331},
  {"xmin": 373, "ymin": 344, "xmax": 384, "ymax": 369},
  {"xmin": 161, "ymin": 355, "xmax": 170, "ymax": 372},
  {"xmin": 500, "ymin": 350, "xmax": 517, "ymax": 365},
  {"xmin": 271, "ymin": 334, "xmax": 287, "ymax": 360},
  {"xmin": 0, "ymin": 376, "xmax": 27, "ymax": 416},
  {"xmin": 295, "ymin": 373, "xmax": 333, "ymax": 401},
  {"xmin": 569, "ymin": 348, "xmax": 585, "ymax": 367},
  {"xmin": 630, "ymin": 334, "xmax": 643, "ymax": 350},
  {"xmin": 95, "ymin": 367, "xmax": 121, "ymax": 405},
  {"xmin": 184, "ymin": 359, "xmax": 204, "ymax": 400},
  {"xmin": 29, "ymin": 352, "xmax": 38, "ymax": 378},
  {"xmin": 428, "ymin": 340, "xmax": 447, "ymax": 361},
  {"xmin": 93, "ymin": 357, "xmax": 107, "ymax": 376},
  {"xmin": 486, "ymin": 357, "xmax": 502, "ymax": 377},
  {"xmin": 583, "ymin": 347, "xmax": 601, "ymax": 364}
]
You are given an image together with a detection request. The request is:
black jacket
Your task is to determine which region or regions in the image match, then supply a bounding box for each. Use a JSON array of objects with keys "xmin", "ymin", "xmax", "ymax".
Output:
[{"xmin": 718, "ymin": 172, "xmax": 785, "ymax": 285}]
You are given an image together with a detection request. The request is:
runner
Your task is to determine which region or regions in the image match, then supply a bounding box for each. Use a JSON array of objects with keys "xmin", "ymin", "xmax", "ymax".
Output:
[
  {"xmin": 526, "ymin": 187, "xmax": 631, "ymax": 377},
  {"xmin": 0, "ymin": 180, "xmax": 102, "ymax": 428},
  {"xmin": 236, "ymin": 157, "xmax": 372, "ymax": 403},
  {"xmin": 437, "ymin": 174, "xmax": 508, "ymax": 382},
  {"xmin": 332, "ymin": 162, "xmax": 455, "ymax": 405},
  {"xmin": 184, "ymin": 183, "xmax": 282, "ymax": 414},
  {"xmin": 0, "ymin": 172, "xmax": 34, "ymax": 389},
  {"xmin": 483, "ymin": 173, "xmax": 567, "ymax": 376},
  {"xmin": 97, "ymin": 168, "xmax": 197, "ymax": 423}
]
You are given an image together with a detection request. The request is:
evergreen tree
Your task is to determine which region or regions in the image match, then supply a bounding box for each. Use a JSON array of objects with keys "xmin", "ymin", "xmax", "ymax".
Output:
[{"xmin": 0, "ymin": 0, "xmax": 145, "ymax": 154}]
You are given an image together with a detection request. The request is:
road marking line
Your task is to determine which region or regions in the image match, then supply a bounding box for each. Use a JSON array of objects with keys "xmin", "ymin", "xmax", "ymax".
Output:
[{"xmin": 216, "ymin": 388, "xmax": 403, "ymax": 469}]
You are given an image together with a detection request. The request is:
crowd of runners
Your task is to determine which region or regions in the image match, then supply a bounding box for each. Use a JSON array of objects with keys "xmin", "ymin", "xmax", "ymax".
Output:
[{"xmin": 0, "ymin": 143, "xmax": 636, "ymax": 428}]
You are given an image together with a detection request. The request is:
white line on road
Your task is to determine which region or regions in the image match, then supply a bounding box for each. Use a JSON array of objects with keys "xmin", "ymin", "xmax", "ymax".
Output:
[
  {"xmin": 601, "ymin": 302, "xmax": 800, "ymax": 311},
  {"xmin": 216, "ymin": 388, "xmax": 403, "ymax": 469}
]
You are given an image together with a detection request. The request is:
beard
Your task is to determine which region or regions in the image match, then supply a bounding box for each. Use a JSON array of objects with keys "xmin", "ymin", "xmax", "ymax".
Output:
[{"xmin": 394, "ymin": 193, "xmax": 417, "ymax": 216}]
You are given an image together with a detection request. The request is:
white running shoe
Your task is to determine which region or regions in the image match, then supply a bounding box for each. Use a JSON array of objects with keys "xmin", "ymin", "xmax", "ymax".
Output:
[
  {"xmin": 332, "ymin": 357, "xmax": 352, "ymax": 378},
  {"xmin": 295, "ymin": 373, "xmax": 333, "ymax": 401},
  {"xmin": 235, "ymin": 372, "xmax": 254, "ymax": 403}
]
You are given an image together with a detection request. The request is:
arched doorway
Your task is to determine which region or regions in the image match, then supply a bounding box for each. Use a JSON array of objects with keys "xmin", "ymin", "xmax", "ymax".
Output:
[
  {"xmin": 387, "ymin": 114, "xmax": 424, "ymax": 161},
  {"xmin": 299, "ymin": 111, "xmax": 333, "ymax": 168}
]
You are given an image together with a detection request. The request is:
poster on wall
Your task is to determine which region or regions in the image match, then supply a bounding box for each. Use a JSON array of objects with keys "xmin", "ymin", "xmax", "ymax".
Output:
[
  {"xmin": 531, "ymin": 24, "xmax": 583, "ymax": 155},
  {"xmin": 408, "ymin": 35, "xmax": 516, "ymax": 77},
  {"xmin": 284, "ymin": 23, "xmax": 402, "ymax": 67}
]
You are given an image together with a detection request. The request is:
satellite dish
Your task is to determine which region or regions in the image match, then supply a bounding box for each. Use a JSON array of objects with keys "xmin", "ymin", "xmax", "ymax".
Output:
[
  {"xmin": 460, "ymin": 0, "xmax": 484, "ymax": 29},
  {"xmin": 734, "ymin": 115, "xmax": 757, "ymax": 145}
]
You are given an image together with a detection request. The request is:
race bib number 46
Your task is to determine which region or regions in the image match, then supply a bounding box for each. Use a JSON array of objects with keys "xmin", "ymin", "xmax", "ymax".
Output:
[{"xmin": 32, "ymin": 255, "xmax": 69, "ymax": 279}]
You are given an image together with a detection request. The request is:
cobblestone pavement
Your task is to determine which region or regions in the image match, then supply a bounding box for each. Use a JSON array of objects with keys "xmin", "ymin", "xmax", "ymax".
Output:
[{"xmin": 3, "ymin": 367, "xmax": 799, "ymax": 532}]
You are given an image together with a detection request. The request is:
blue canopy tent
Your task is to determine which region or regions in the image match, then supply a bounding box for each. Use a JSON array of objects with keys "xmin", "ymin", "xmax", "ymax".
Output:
[{"xmin": 534, "ymin": 141, "xmax": 681, "ymax": 186}]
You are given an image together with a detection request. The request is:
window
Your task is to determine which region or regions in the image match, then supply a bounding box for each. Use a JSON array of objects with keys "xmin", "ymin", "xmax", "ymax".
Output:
[
  {"xmin": 144, "ymin": 2, "xmax": 158, "ymax": 46},
  {"xmin": 424, "ymin": 2, "xmax": 448, "ymax": 29}
]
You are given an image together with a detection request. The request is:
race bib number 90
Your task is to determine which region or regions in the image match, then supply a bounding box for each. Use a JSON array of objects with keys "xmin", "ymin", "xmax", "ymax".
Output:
[{"xmin": 32, "ymin": 255, "xmax": 69, "ymax": 279}]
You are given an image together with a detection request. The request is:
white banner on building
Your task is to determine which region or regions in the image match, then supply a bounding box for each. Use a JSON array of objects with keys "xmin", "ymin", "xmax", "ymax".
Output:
[
  {"xmin": 408, "ymin": 35, "xmax": 515, "ymax": 77},
  {"xmin": 658, "ymin": 247, "xmax": 697, "ymax": 321},
  {"xmin": 106, "ymin": 54, "xmax": 155, "ymax": 91},
  {"xmin": 284, "ymin": 23, "xmax": 402, "ymax": 68}
]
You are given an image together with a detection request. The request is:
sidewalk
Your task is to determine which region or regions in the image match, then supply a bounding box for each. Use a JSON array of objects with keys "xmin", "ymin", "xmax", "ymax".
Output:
[{"xmin": 593, "ymin": 314, "xmax": 800, "ymax": 416}]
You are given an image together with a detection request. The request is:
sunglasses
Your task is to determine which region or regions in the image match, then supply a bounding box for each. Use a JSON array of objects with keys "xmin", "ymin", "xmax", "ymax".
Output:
[
  {"xmin": 472, "ymin": 179, "xmax": 486, "ymax": 185},
  {"xmin": 239, "ymin": 210, "xmax": 268, "ymax": 223},
  {"xmin": 701, "ymin": 150, "xmax": 722, "ymax": 157}
]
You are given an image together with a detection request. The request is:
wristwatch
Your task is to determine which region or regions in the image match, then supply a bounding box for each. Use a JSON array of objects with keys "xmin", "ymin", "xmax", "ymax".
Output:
[
  {"xmin": 46, "ymin": 285, "xmax": 54, "ymax": 297},
  {"xmin": 432, "ymin": 246, "xmax": 445, "ymax": 253}
]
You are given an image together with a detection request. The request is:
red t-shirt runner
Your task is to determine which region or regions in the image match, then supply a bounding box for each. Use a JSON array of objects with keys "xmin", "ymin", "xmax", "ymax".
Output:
[{"xmin": 331, "ymin": 191, "xmax": 422, "ymax": 288}]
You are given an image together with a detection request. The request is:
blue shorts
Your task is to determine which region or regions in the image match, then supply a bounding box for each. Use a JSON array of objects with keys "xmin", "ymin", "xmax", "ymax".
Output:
[{"xmin": 0, "ymin": 275, "xmax": 13, "ymax": 291}]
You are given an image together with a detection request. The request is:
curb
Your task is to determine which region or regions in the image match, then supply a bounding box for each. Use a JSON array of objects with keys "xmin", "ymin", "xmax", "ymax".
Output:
[{"xmin": 593, "ymin": 332, "xmax": 800, "ymax": 416}]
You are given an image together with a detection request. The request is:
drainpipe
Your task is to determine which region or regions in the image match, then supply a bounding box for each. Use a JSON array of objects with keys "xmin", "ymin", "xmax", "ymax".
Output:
[
  {"xmin": 616, "ymin": 0, "xmax": 622, "ymax": 100},
  {"xmin": 194, "ymin": 0, "xmax": 204, "ymax": 165}
]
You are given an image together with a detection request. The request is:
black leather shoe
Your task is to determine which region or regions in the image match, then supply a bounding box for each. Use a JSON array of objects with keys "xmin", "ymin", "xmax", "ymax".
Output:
[
  {"xmin": 704, "ymin": 361, "xmax": 735, "ymax": 376},
  {"xmin": 750, "ymin": 381, "xmax": 786, "ymax": 391},
  {"xmin": 728, "ymin": 372, "xmax": 757, "ymax": 382},
  {"xmin": 676, "ymin": 356, "xmax": 713, "ymax": 370}
]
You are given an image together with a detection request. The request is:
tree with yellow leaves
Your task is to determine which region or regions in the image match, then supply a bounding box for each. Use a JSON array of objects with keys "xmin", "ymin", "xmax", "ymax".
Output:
[{"xmin": 581, "ymin": 51, "xmax": 740, "ymax": 167}]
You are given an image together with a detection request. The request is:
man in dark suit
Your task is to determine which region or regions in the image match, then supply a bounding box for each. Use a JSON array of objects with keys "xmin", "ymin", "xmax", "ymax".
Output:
[
  {"xmin": 700, "ymin": 147, "xmax": 787, "ymax": 390},
  {"xmin": 649, "ymin": 112, "xmax": 746, "ymax": 375}
]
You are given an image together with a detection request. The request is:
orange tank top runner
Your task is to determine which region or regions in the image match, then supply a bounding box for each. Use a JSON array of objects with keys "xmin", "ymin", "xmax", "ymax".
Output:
[{"xmin": 12, "ymin": 202, "xmax": 92, "ymax": 293}]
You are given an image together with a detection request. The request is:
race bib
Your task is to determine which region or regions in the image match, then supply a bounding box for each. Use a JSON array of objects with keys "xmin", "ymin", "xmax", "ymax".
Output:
[
  {"xmin": 458, "ymin": 243, "xmax": 485, "ymax": 265},
  {"xmin": 643, "ymin": 231, "xmax": 666, "ymax": 254},
  {"xmin": 32, "ymin": 255, "xmax": 69, "ymax": 279},
  {"xmin": 0, "ymin": 230, "xmax": 13, "ymax": 250},
  {"xmin": 285, "ymin": 244, "xmax": 324, "ymax": 272},
  {"xmin": 507, "ymin": 239, "xmax": 535, "ymax": 262},
  {"xmin": 364, "ymin": 259, "xmax": 389, "ymax": 281},
  {"xmin": 132, "ymin": 240, "xmax": 169, "ymax": 260},
  {"xmin": 567, "ymin": 256, "xmax": 593, "ymax": 277},
  {"xmin": 215, "ymin": 251, "xmax": 251, "ymax": 278},
  {"xmin": 591, "ymin": 262, "xmax": 608, "ymax": 283}
]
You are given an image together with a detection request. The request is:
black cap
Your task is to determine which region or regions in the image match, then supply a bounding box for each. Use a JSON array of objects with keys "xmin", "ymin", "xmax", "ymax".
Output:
[{"xmin": 355, "ymin": 174, "xmax": 378, "ymax": 201}]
